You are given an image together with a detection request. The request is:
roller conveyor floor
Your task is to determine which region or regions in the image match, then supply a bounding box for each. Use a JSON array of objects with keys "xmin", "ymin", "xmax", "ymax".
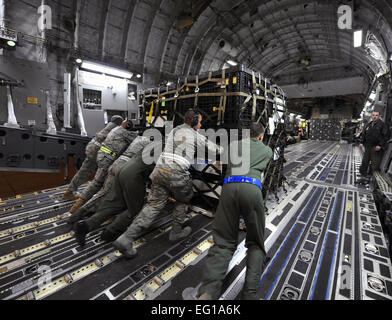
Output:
[{"xmin": 0, "ymin": 141, "xmax": 391, "ymax": 300}]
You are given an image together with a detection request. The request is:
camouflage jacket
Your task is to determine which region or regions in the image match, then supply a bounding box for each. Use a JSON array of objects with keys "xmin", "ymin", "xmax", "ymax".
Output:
[
  {"xmin": 85, "ymin": 122, "xmax": 119, "ymax": 158},
  {"xmin": 99, "ymin": 127, "xmax": 139, "ymax": 160},
  {"xmin": 122, "ymin": 136, "xmax": 151, "ymax": 158},
  {"xmin": 156, "ymin": 123, "xmax": 223, "ymax": 171},
  {"xmin": 93, "ymin": 121, "xmax": 118, "ymax": 145}
]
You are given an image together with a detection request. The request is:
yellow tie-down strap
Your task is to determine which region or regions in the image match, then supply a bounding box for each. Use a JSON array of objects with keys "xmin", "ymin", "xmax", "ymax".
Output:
[
  {"xmin": 130, "ymin": 236, "xmax": 214, "ymax": 300},
  {"xmin": 147, "ymin": 100, "xmax": 155, "ymax": 124},
  {"xmin": 100, "ymin": 146, "xmax": 117, "ymax": 158}
]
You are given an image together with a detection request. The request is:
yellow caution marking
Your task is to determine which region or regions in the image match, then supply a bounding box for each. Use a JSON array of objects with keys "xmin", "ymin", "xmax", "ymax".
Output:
[{"xmin": 27, "ymin": 97, "xmax": 39, "ymax": 104}]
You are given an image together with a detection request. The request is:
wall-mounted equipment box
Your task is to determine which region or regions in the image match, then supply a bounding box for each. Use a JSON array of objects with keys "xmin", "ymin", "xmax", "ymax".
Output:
[{"xmin": 77, "ymin": 70, "xmax": 141, "ymax": 136}]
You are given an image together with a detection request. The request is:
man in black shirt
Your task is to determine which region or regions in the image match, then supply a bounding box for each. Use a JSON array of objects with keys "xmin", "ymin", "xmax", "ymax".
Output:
[{"xmin": 359, "ymin": 111, "xmax": 390, "ymax": 176}]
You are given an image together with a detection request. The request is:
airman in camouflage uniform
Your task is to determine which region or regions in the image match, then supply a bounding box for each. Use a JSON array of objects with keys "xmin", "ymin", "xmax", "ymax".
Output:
[
  {"xmin": 113, "ymin": 110, "xmax": 224, "ymax": 258},
  {"xmin": 68, "ymin": 136, "xmax": 151, "ymax": 224},
  {"xmin": 69, "ymin": 120, "xmax": 139, "ymax": 213},
  {"xmin": 62, "ymin": 115, "xmax": 124, "ymax": 201},
  {"xmin": 73, "ymin": 139, "xmax": 159, "ymax": 245}
]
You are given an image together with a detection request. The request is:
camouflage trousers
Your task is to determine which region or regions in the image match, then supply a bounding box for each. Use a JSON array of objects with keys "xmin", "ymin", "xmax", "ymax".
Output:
[
  {"xmin": 68, "ymin": 142, "xmax": 98, "ymax": 192},
  {"xmin": 85, "ymin": 156, "xmax": 151, "ymax": 236},
  {"xmin": 79, "ymin": 156, "xmax": 114, "ymax": 202},
  {"xmin": 122, "ymin": 167, "xmax": 194, "ymax": 241},
  {"xmin": 82, "ymin": 156, "xmax": 130, "ymax": 213}
]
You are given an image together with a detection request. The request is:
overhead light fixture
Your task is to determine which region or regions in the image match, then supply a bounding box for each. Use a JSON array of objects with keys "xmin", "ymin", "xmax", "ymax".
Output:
[
  {"xmin": 353, "ymin": 30, "xmax": 363, "ymax": 48},
  {"xmin": 80, "ymin": 61, "xmax": 133, "ymax": 79},
  {"xmin": 227, "ymin": 60, "xmax": 238, "ymax": 66}
]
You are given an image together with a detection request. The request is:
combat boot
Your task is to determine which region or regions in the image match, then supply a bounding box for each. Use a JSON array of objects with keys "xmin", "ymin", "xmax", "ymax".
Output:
[
  {"xmin": 113, "ymin": 234, "xmax": 137, "ymax": 259},
  {"xmin": 169, "ymin": 225, "xmax": 192, "ymax": 242},
  {"xmin": 74, "ymin": 220, "xmax": 89, "ymax": 248},
  {"xmin": 62, "ymin": 190, "xmax": 78, "ymax": 201},
  {"xmin": 69, "ymin": 198, "xmax": 85, "ymax": 214}
]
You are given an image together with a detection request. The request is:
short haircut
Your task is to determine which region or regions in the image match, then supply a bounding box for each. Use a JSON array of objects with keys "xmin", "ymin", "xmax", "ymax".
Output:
[
  {"xmin": 184, "ymin": 110, "xmax": 199, "ymax": 125},
  {"xmin": 250, "ymin": 122, "xmax": 265, "ymax": 138},
  {"xmin": 111, "ymin": 115, "xmax": 124, "ymax": 125}
]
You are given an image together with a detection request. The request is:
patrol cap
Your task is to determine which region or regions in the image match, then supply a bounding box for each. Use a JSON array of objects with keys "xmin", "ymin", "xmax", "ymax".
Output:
[{"xmin": 111, "ymin": 115, "xmax": 124, "ymax": 125}]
